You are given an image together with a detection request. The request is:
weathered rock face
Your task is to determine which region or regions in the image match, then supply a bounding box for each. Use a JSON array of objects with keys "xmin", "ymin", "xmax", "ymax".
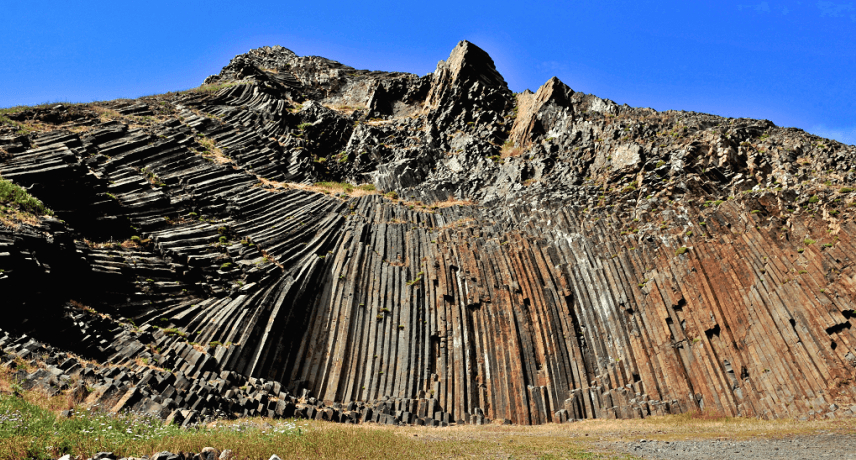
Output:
[
  {"xmin": 3, "ymin": 41, "xmax": 856, "ymax": 426},
  {"xmin": 509, "ymin": 76, "xmax": 575, "ymax": 147}
]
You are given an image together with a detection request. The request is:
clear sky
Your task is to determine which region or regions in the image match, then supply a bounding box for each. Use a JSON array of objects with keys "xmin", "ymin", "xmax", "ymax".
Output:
[{"xmin": 2, "ymin": 1, "xmax": 854, "ymax": 144}]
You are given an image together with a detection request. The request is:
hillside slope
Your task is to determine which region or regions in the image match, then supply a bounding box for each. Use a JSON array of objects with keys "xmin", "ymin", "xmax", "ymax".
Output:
[{"xmin": 2, "ymin": 41, "xmax": 856, "ymax": 426}]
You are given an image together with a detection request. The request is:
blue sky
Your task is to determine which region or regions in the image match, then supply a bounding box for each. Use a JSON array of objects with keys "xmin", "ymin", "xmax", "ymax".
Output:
[{"xmin": 2, "ymin": 1, "xmax": 854, "ymax": 144}]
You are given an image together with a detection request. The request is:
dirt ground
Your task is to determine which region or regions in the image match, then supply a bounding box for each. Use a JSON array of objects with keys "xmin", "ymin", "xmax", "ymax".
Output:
[
  {"xmin": 350, "ymin": 413, "xmax": 856, "ymax": 459},
  {"xmin": 602, "ymin": 432, "xmax": 856, "ymax": 459}
]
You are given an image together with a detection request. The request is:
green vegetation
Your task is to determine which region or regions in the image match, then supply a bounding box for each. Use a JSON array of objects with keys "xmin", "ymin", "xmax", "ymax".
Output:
[
  {"xmin": 0, "ymin": 177, "xmax": 53, "ymax": 216},
  {"xmin": 0, "ymin": 106, "xmax": 40, "ymax": 134},
  {"xmin": 162, "ymin": 328, "xmax": 186, "ymax": 338},
  {"xmin": 675, "ymin": 246, "xmax": 689, "ymax": 256},
  {"xmin": 0, "ymin": 394, "xmax": 192, "ymax": 460},
  {"xmin": 804, "ymin": 238, "xmax": 816, "ymax": 245}
]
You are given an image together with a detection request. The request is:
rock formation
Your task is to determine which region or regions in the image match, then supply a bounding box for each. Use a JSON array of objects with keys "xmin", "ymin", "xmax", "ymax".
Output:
[{"xmin": 3, "ymin": 41, "xmax": 856, "ymax": 426}]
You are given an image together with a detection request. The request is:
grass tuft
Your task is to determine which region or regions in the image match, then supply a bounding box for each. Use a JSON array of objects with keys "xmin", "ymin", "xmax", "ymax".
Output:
[{"xmin": 0, "ymin": 177, "xmax": 53, "ymax": 217}]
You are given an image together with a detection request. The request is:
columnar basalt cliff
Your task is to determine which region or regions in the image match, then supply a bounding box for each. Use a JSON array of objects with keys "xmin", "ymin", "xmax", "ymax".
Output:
[{"xmin": 3, "ymin": 41, "xmax": 856, "ymax": 426}]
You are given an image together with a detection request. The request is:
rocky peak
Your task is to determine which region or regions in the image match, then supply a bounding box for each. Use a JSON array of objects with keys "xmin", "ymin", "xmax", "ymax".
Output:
[
  {"xmin": 204, "ymin": 45, "xmax": 299, "ymax": 85},
  {"xmin": 509, "ymin": 76, "xmax": 575, "ymax": 146},
  {"xmin": 424, "ymin": 40, "xmax": 509, "ymax": 111}
]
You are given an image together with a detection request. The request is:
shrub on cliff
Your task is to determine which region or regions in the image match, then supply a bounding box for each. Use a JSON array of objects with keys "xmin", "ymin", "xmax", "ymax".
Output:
[{"xmin": 0, "ymin": 177, "xmax": 53, "ymax": 216}]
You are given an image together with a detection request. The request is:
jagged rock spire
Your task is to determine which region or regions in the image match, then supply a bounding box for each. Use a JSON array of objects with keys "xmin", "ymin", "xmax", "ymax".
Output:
[
  {"xmin": 424, "ymin": 40, "xmax": 509, "ymax": 110},
  {"xmin": 509, "ymin": 76, "xmax": 575, "ymax": 147}
]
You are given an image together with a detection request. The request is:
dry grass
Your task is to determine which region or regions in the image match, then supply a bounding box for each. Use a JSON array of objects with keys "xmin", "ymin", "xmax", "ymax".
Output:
[
  {"xmin": 323, "ymin": 103, "xmax": 367, "ymax": 114},
  {"xmin": 501, "ymin": 141, "xmax": 525, "ymax": 158},
  {"xmin": 429, "ymin": 196, "xmax": 476, "ymax": 208},
  {"xmin": 89, "ymin": 105, "xmax": 125, "ymax": 123},
  {"xmin": 345, "ymin": 413, "xmax": 856, "ymax": 459},
  {"xmin": 255, "ymin": 178, "xmax": 379, "ymax": 199},
  {"xmin": 0, "ymin": 106, "xmax": 54, "ymax": 135},
  {"xmin": 65, "ymin": 124, "xmax": 97, "ymax": 134},
  {"xmin": 0, "ymin": 357, "xmax": 80, "ymax": 414},
  {"xmin": 437, "ymin": 216, "xmax": 476, "ymax": 230},
  {"xmin": 258, "ymin": 248, "xmax": 284, "ymax": 270},
  {"xmin": 193, "ymin": 134, "xmax": 232, "ymax": 165},
  {"xmin": 395, "ymin": 196, "xmax": 476, "ymax": 214},
  {"xmin": 89, "ymin": 105, "xmax": 167, "ymax": 129},
  {"xmin": 5, "ymin": 358, "xmax": 854, "ymax": 459},
  {"xmin": 0, "ymin": 175, "xmax": 53, "ymax": 230},
  {"xmin": 81, "ymin": 238, "xmax": 142, "ymax": 250},
  {"xmin": 183, "ymin": 81, "xmax": 247, "ymax": 94},
  {"xmin": 310, "ymin": 181, "xmax": 379, "ymax": 197},
  {"xmin": 364, "ymin": 118, "xmax": 394, "ymax": 126},
  {"xmin": 69, "ymin": 300, "xmax": 113, "ymax": 322},
  {"xmin": 133, "ymin": 357, "xmax": 170, "ymax": 373},
  {"xmin": 0, "ymin": 206, "xmax": 42, "ymax": 229}
]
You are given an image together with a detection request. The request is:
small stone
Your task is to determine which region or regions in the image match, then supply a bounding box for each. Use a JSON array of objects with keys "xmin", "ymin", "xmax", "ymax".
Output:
[
  {"xmin": 152, "ymin": 452, "xmax": 181, "ymax": 460},
  {"xmin": 201, "ymin": 447, "xmax": 220, "ymax": 460},
  {"xmin": 269, "ymin": 456, "xmax": 282, "ymax": 460},
  {"xmin": 219, "ymin": 450, "xmax": 234, "ymax": 460}
]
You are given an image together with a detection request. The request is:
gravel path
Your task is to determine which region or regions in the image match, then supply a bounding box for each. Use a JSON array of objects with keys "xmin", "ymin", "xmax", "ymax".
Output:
[{"xmin": 602, "ymin": 432, "xmax": 856, "ymax": 459}]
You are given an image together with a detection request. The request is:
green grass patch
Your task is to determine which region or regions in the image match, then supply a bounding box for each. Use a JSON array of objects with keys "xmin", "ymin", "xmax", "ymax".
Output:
[
  {"xmin": 0, "ymin": 177, "xmax": 53, "ymax": 216},
  {"xmin": 0, "ymin": 392, "xmax": 312, "ymax": 460}
]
